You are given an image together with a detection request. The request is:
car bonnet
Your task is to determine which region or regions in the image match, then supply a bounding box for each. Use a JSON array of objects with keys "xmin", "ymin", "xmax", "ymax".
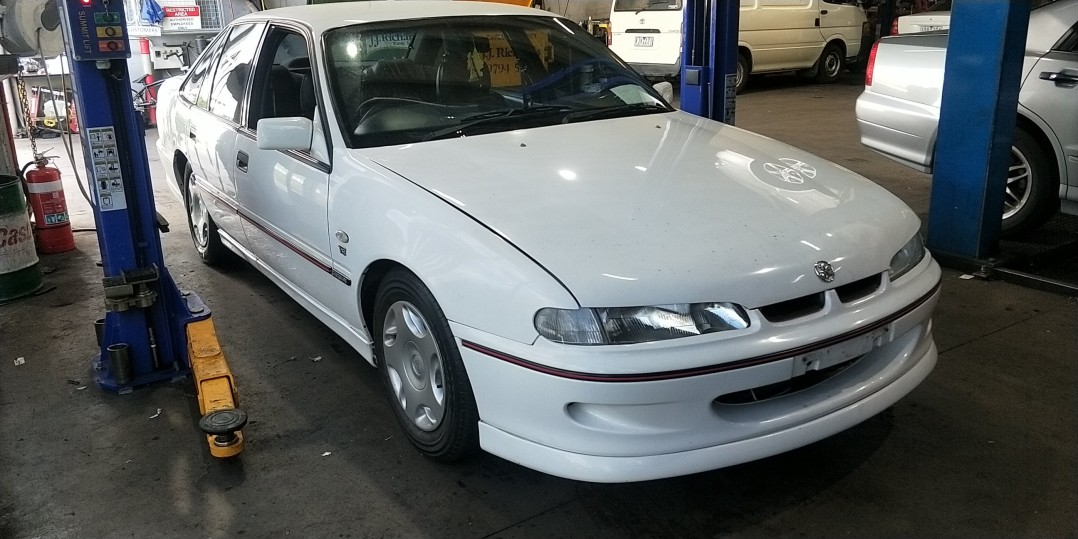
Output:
[{"xmin": 361, "ymin": 111, "xmax": 922, "ymax": 309}]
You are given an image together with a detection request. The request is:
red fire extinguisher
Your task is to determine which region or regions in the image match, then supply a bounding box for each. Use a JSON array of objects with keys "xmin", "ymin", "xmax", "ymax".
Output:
[{"xmin": 22, "ymin": 159, "xmax": 75, "ymax": 254}]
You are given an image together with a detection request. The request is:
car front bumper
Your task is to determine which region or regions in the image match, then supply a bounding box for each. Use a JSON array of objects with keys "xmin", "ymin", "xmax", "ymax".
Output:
[{"xmin": 454, "ymin": 259, "xmax": 941, "ymax": 482}]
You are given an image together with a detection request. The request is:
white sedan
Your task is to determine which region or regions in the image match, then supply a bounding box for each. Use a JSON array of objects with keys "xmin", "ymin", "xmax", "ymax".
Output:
[{"xmin": 156, "ymin": 1, "xmax": 942, "ymax": 482}]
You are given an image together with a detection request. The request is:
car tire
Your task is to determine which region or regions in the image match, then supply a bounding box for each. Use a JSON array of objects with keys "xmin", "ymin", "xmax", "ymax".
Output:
[
  {"xmin": 183, "ymin": 163, "xmax": 227, "ymax": 265},
  {"xmin": 373, "ymin": 269, "xmax": 479, "ymax": 462},
  {"xmin": 1002, "ymin": 128, "xmax": 1059, "ymax": 238},
  {"xmin": 815, "ymin": 43, "xmax": 844, "ymax": 84},
  {"xmin": 736, "ymin": 52, "xmax": 750, "ymax": 93}
]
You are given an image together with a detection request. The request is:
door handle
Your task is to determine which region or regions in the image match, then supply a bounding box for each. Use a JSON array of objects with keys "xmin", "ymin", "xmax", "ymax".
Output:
[
  {"xmin": 189, "ymin": 129, "xmax": 197, "ymax": 139},
  {"xmin": 237, "ymin": 151, "xmax": 249, "ymax": 172},
  {"xmin": 820, "ymin": 9, "xmax": 828, "ymax": 14},
  {"xmin": 1039, "ymin": 71, "xmax": 1078, "ymax": 85}
]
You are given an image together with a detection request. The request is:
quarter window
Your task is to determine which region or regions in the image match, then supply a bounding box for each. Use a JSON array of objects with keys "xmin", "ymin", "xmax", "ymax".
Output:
[
  {"xmin": 208, "ymin": 24, "xmax": 264, "ymax": 124},
  {"xmin": 179, "ymin": 33, "xmax": 227, "ymax": 105}
]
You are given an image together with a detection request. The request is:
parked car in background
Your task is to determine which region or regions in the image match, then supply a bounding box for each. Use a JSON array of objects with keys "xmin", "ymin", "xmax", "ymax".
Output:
[
  {"xmin": 893, "ymin": 1, "xmax": 1060, "ymax": 35},
  {"xmin": 895, "ymin": 0, "xmax": 951, "ymax": 34},
  {"xmin": 857, "ymin": 0, "xmax": 1078, "ymax": 236},
  {"xmin": 157, "ymin": 1, "xmax": 941, "ymax": 482},
  {"xmin": 609, "ymin": 0, "xmax": 868, "ymax": 91}
]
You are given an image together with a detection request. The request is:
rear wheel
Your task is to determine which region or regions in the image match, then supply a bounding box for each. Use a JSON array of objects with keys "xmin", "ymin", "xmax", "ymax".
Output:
[
  {"xmin": 1001, "ymin": 128, "xmax": 1058, "ymax": 237},
  {"xmin": 373, "ymin": 269, "xmax": 479, "ymax": 461},
  {"xmin": 183, "ymin": 163, "xmax": 227, "ymax": 265},
  {"xmin": 815, "ymin": 43, "xmax": 844, "ymax": 84}
]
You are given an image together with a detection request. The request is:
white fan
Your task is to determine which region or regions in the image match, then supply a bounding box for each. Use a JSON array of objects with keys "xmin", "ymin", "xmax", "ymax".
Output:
[{"xmin": 1, "ymin": 0, "xmax": 65, "ymax": 57}]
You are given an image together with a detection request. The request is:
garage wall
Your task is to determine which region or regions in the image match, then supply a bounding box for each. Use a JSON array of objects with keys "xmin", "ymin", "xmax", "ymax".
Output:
[{"xmin": 264, "ymin": 0, "xmax": 613, "ymax": 23}]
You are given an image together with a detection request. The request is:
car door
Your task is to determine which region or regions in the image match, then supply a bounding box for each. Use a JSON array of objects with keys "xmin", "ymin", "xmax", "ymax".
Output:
[
  {"xmin": 174, "ymin": 36, "xmax": 247, "ymax": 241},
  {"xmin": 191, "ymin": 22, "xmax": 265, "ymax": 245},
  {"xmin": 818, "ymin": 0, "xmax": 865, "ymax": 59},
  {"xmin": 234, "ymin": 25, "xmax": 338, "ymax": 307},
  {"xmin": 1020, "ymin": 23, "xmax": 1078, "ymax": 204}
]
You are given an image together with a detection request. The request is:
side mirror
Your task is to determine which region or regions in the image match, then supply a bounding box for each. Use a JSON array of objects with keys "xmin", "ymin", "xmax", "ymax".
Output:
[
  {"xmin": 256, "ymin": 117, "xmax": 313, "ymax": 152},
  {"xmin": 653, "ymin": 81, "xmax": 674, "ymax": 103}
]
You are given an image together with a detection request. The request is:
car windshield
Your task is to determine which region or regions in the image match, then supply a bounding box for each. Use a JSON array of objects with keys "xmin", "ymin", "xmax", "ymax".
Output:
[{"xmin": 323, "ymin": 16, "xmax": 671, "ymax": 148}]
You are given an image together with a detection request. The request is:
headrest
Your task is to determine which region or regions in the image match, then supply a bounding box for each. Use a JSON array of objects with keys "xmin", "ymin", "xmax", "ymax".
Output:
[{"xmin": 299, "ymin": 74, "xmax": 316, "ymax": 119}]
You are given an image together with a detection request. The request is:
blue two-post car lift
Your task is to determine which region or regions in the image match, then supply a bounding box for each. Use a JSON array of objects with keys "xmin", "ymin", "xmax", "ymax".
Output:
[{"xmin": 56, "ymin": 0, "xmax": 246, "ymax": 457}]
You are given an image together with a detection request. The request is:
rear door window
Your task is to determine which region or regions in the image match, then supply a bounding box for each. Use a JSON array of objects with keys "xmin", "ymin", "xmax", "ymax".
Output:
[{"xmin": 207, "ymin": 23, "xmax": 265, "ymax": 124}]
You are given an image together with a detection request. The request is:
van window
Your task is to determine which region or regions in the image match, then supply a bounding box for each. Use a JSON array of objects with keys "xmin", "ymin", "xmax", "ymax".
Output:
[
  {"xmin": 759, "ymin": 0, "xmax": 812, "ymax": 7},
  {"xmin": 612, "ymin": 0, "xmax": 682, "ymax": 12}
]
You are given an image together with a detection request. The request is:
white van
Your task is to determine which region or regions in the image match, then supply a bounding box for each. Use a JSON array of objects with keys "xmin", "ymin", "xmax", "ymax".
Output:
[{"xmin": 608, "ymin": 0, "xmax": 868, "ymax": 91}]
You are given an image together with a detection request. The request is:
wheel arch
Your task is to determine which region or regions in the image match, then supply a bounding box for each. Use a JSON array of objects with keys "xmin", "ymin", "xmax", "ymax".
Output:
[
  {"xmin": 824, "ymin": 37, "xmax": 847, "ymax": 58},
  {"xmin": 738, "ymin": 45, "xmax": 752, "ymax": 68},
  {"xmin": 359, "ymin": 258, "xmax": 412, "ymax": 353},
  {"xmin": 174, "ymin": 150, "xmax": 190, "ymax": 191},
  {"xmin": 1016, "ymin": 110, "xmax": 1066, "ymax": 190}
]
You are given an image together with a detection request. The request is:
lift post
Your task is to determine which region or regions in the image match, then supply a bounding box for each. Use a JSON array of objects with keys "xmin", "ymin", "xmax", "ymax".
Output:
[
  {"xmin": 927, "ymin": 0, "xmax": 1030, "ymax": 259},
  {"xmin": 57, "ymin": 0, "xmax": 196, "ymax": 390},
  {"xmin": 680, "ymin": 0, "xmax": 738, "ymax": 124},
  {"xmin": 56, "ymin": 0, "xmax": 244, "ymax": 455}
]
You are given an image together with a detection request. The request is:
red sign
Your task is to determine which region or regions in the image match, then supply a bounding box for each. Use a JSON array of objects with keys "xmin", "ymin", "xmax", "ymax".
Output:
[{"xmin": 163, "ymin": 6, "xmax": 201, "ymax": 17}]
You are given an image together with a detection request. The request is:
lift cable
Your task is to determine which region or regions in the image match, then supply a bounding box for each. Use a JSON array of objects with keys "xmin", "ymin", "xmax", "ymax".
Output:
[{"xmin": 35, "ymin": 27, "xmax": 94, "ymax": 213}]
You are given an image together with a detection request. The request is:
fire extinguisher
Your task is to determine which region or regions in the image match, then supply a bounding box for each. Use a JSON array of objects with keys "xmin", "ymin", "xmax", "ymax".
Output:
[{"xmin": 21, "ymin": 158, "xmax": 75, "ymax": 254}]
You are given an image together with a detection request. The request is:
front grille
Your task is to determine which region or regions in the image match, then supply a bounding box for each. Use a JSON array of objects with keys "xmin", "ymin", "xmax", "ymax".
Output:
[
  {"xmin": 759, "ymin": 292, "xmax": 825, "ymax": 323},
  {"xmin": 835, "ymin": 273, "xmax": 883, "ymax": 303},
  {"xmin": 714, "ymin": 355, "xmax": 861, "ymax": 405}
]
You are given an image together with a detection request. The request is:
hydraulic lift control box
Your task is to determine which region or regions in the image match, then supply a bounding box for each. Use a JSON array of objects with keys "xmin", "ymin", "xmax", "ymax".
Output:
[{"xmin": 60, "ymin": 0, "xmax": 132, "ymax": 61}]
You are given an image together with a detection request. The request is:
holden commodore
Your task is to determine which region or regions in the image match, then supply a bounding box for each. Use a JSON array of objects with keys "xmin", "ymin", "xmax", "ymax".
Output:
[{"xmin": 155, "ymin": 1, "xmax": 942, "ymax": 482}]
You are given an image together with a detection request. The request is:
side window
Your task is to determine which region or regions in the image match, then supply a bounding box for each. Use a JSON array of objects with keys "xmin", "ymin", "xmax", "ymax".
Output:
[
  {"xmin": 249, "ymin": 29, "xmax": 315, "ymax": 128},
  {"xmin": 208, "ymin": 24, "xmax": 264, "ymax": 124},
  {"xmin": 1054, "ymin": 25, "xmax": 1077, "ymax": 53},
  {"xmin": 196, "ymin": 40, "xmax": 224, "ymax": 110},
  {"xmin": 179, "ymin": 31, "xmax": 227, "ymax": 105}
]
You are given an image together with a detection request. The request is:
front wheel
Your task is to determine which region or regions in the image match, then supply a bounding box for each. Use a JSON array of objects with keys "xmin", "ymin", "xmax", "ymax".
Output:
[
  {"xmin": 373, "ymin": 269, "xmax": 479, "ymax": 462},
  {"xmin": 1001, "ymin": 128, "xmax": 1059, "ymax": 237},
  {"xmin": 815, "ymin": 43, "xmax": 844, "ymax": 84}
]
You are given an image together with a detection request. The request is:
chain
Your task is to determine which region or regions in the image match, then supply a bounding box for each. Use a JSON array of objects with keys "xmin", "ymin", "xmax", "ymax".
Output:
[{"xmin": 15, "ymin": 74, "xmax": 42, "ymax": 162}]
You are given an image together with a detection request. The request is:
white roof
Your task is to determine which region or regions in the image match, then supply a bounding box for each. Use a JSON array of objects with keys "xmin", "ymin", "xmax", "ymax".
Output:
[{"xmin": 235, "ymin": 1, "xmax": 552, "ymax": 34}]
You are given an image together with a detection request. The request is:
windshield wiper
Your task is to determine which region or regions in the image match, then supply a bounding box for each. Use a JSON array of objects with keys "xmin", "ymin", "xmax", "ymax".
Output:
[
  {"xmin": 422, "ymin": 105, "xmax": 572, "ymax": 142},
  {"xmin": 561, "ymin": 103, "xmax": 669, "ymax": 124},
  {"xmin": 635, "ymin": 0, "xmax": 667, "ymax": 14}
]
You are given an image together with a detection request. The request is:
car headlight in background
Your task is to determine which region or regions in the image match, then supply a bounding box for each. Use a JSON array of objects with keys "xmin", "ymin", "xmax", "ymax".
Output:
[
  {"xmin": 889, "ymin": 234, "xmax": 926, "ymax": 281},
  {"xmin": 535, "ymin": 302, "xmax": 750, "ymax": 345}
]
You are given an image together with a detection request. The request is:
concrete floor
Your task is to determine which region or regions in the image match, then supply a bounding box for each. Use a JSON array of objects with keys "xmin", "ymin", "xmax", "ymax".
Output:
[{"xmin": 1, "ymin": 72, "xmax": 1075, "ymax": 538}]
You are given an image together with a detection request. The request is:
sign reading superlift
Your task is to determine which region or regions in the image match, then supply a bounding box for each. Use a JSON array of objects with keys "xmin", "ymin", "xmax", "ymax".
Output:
[{"xmin": 57, "ymin": 0, "xmax": 246, "ymax": 457}]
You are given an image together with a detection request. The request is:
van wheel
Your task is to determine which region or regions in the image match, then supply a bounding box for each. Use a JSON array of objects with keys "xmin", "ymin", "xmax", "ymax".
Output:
[
  {"xmin": 815, "ymin": 43, "xmax": 844, "ymax": 84},
  {"xmin": 1001, "ymin": 127, "xmax": 1058, "ymax": 237},
  {"xmin": 736, "ymin": 52, "xmax": 749, "ymax": 93}
]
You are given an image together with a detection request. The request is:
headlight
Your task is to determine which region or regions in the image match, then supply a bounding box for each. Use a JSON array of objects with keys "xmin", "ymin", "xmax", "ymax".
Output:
[
  {"xmin": 535, "ymin": 302, "xmax": 750, "ymax": 345},
  {"xmin": 889, "ymin": 234, "xmax": 926, "ymax": 281}
]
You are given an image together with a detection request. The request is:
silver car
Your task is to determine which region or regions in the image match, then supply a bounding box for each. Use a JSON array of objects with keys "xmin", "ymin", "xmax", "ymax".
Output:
[{"xmin": 857, "ymin": 0, "xmax": 1078, "ymax": 236}]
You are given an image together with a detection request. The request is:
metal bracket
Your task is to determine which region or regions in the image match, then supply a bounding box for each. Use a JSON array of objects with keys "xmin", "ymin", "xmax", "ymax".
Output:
[{"xmin": 102, "ymin": 264, "xmax": 160, "ymax": 311}]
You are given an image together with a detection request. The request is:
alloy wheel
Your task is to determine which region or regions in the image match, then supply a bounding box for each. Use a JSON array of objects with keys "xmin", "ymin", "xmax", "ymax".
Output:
[
  {"xmin": 188, "ymin": 187, "xmax": 210, "ymax": 249},
  {"xmin": 1004, "ymin": 145, "xmax": 1032, "ymax": 220}
]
